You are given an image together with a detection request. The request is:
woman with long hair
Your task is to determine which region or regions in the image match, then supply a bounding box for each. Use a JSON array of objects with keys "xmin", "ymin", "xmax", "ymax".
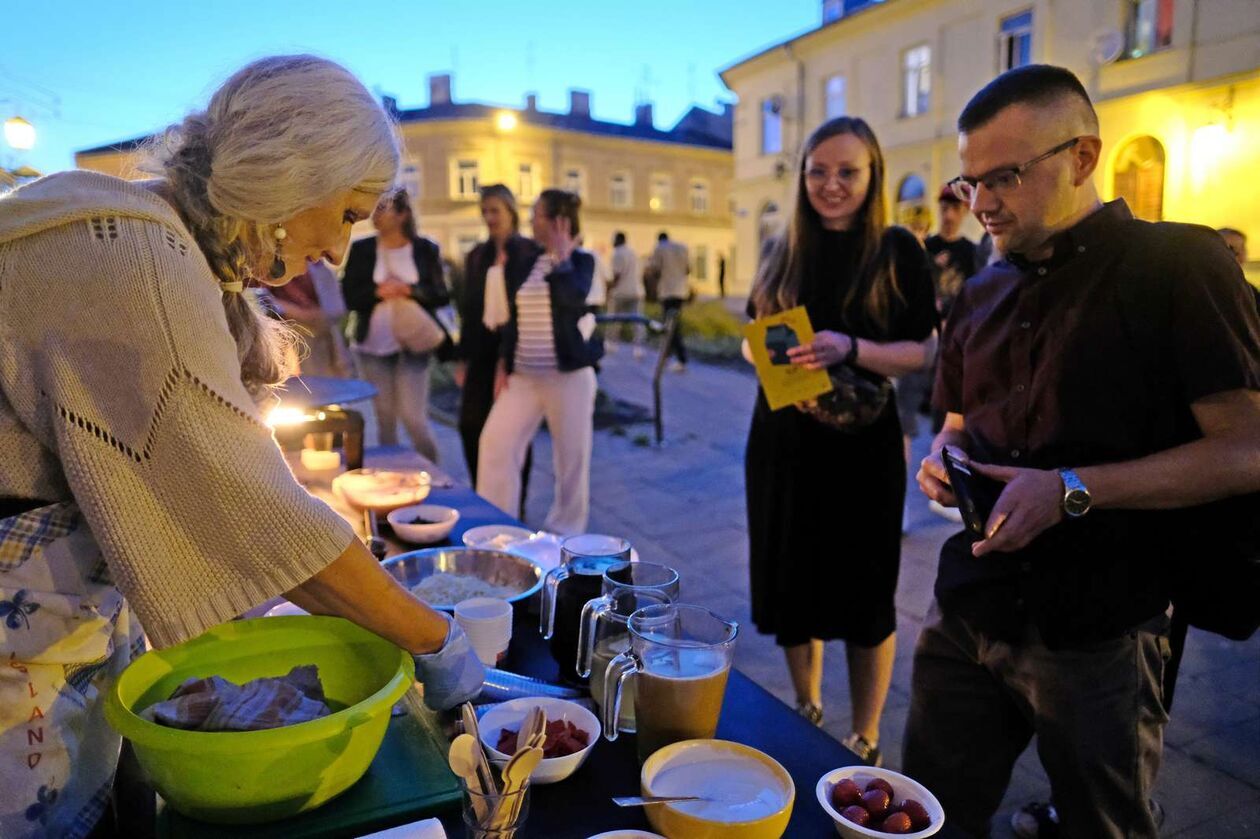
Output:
[
  {"xmin": 745, "ymin": 117, "xmax": 938, "ymax": 764},
  {"xmin": 342, "ymin": 187, "xmax": 449, "ymax": 461},
  {"xmin": 0, "ymin": 56, "xmax": 482, "ymax": 838},
  {"xmin": 457, "ymin": 185, "xmax": 536, "ymax": 503},
  {"xmin": 477, "ymin": 189, "xmax": 601, "ymax": 535}
]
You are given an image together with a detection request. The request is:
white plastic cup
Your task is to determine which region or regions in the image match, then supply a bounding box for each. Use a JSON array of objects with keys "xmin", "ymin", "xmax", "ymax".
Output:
[{"xmin": 455, "ymin": 597, "xmax": 513, "ymax": 665}]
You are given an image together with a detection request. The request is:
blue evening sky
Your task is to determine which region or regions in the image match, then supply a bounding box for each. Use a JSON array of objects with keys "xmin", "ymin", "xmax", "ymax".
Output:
[{"xmin": 3, "ymin": 0, "xmax": 819, "ymax": 174}]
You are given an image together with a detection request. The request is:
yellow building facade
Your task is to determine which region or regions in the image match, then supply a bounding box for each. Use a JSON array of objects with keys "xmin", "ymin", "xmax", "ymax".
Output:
[
  {"xmin": 74, "ymin": 75, "xmax": 737, "ymax": 296},
  {"xmin": 720, "ymin": 0, "xmax": 1260, "ymax": 288}
]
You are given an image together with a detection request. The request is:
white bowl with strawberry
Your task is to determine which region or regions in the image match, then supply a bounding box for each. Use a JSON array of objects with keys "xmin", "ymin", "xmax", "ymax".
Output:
[{"xmin": 816, "ymin": 766, "xmax": 944, "ymax": 837}]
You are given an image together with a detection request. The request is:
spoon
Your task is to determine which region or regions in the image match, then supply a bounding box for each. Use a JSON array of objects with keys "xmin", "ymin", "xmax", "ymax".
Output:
[
  {"xmin": 461, "ymin": 703, "xmax": 496, "ymax": 794},
  {"xmin": 613, "ymin": 795, "xmax": 708, "ymax": 807},
  {"xmin": 449, "ymin": 734, "xmax": 489, "ymax": 820},
  {"xmin": 517, "ymin": 705, "xmax": 547, "ymax": 753},
  {"xmin": 491, "ymin": 745, "xmax": 543, "ymax": 830}
]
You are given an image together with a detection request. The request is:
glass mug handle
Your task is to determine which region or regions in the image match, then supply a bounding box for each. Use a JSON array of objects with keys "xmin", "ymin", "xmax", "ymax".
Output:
[
  {"xmin": 601, "ymin": 650, "xmax": 640, "ymax": 742},
  {"xmin": 576, "ymin": 595, "xmax": 613, "ymax": 678},
  {"xmin": 539, "ymin": 565, "xmax": 570, "ymax": 639}
]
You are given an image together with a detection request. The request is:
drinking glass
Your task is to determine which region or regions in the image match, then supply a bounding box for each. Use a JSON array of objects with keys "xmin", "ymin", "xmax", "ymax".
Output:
[{"xmin": 539, "ymin": 534, "xmax": 632, "ymax": 684}]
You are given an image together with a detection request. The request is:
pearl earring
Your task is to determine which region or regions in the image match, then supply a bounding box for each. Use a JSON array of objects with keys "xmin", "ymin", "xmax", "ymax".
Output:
[{"xmin": 270, "ymin": 225, "xmax": 288, "ymax": 280}]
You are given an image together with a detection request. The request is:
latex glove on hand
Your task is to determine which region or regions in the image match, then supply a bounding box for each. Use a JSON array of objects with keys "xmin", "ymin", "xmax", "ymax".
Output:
[{"xmin": 412, "ymin": 614, "xmax": 486, "ymax": 711}]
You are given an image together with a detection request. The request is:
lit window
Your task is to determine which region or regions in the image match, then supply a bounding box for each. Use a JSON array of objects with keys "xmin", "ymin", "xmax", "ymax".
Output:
[
  {"xmin": 825, "ymin": 75, "xmax": 847, "ymax": 119},
  {"xmin": 694, "ymin": 244, "xmax": 709, "ymax": 280},
  {"xmin": 650, "ymin": 174, "xmax": 672, "ymax": 212},
  {"xmin": 902, "ymin": 45, "xmax": 931, "ymax": 118},
  {"xmin": 451, "ymin": 159, "xmax": 480, "ymax": 200},
  {"xmin": 563, "ymin": 167, "xmax": 585, "ymax": 196},
  {"xmin": 518, "ymin": 162, "xmax": 539, "ymax": 201},
  {"xmin": 610, "ymin": 172, "xmax": 632, "ymax": 209},
  {"xmin": 1126, "ymin": 0, "xmax": 1174, "ymax": 59},
  {"xmin": 999, "ymin": 11, "xmax": 1034, "ymax": 71},
  {"xmin": 761, "ymin": 97, "xmax": 783, "ymax": 155},
  {"xmin": 400, "ymin": 160, "xmax": 421, "ymax": 200},
  {"xmin": 689, "ymin": 179, "xmax": 710, "ymax": 214}
]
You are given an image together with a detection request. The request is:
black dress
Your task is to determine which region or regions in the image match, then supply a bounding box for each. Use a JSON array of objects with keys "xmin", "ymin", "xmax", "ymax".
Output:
[{"xmin": 745, "ymin": 227, "xmax": 937, "ymax": 648}]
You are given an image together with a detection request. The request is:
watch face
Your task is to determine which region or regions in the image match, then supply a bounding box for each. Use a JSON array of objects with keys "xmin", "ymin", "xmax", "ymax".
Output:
[{"xmin": 1064, "ymin": 489, "xmax": 1091, "ymax": 517}]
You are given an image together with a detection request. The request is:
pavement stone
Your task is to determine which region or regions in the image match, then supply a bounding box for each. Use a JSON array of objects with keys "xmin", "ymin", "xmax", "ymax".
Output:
[{"xmin": 361, "ymin": 350, "xmax": 1260, "ymax": 835}]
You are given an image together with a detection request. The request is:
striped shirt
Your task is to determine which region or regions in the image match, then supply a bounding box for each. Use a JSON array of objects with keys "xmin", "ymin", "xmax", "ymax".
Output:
[{"xmin": 513, "ymin": 254, "xmax": 558, "ymax": 372}]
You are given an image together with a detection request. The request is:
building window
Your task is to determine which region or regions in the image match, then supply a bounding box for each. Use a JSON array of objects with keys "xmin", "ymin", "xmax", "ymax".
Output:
[
  {"xmin": 825, "ymin": 74, "xmax": 847, "ymax": 120},
  {"xmin": 902, "ymin": 45, "xmax": 931, "ymax": 118},
  {"xmin": 563, "ymin": 166, "xmax": 585, "ymax": 197},
  {"xmin": 451, "ymin": 159, "xmax": 480, "ymax": 200},
  {"xmin": 1112, "ymin": 136, "xmax": 1164, "ymax": 221},
  {"xmin": 758, "ymin": 202, "xmax": 782, "ymax": 252},
  {"xmin": 761, "ymin": 97, "xmax": 783, "ymax": 155},
  {"xmin": 689, "ymin": 179, "xmax": 710, "ymax": 214},
  {"xmin": 999, "ymin": 10, "xmax": 1034, "ymax": 71},
  {"xmin": 1126, "ymin": 0, "xmax": 1174, "ymax": 59},
  {"xmin": 650, "ymin": 174, "xmax": 672, "ymax": 212},
  {"xmin": 610, "ymin": 172, "xmax": 632, "ymax": 209},
  {"xmin": 400, "ymin": 160, "xmax": 421, "ymax": 200},
  {"xmin": 694, "ymin": 245, "xmax": 709, "ymax": 281},
  {"xmin": 518, "ymin": 162, "xmax": 540, "ymax": 201}
]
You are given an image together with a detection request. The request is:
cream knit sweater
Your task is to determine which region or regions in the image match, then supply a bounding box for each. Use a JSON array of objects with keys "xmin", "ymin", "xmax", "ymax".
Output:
[{"xmin": 0, "ymin": 171, "xmax": 356, "ymax": 648}]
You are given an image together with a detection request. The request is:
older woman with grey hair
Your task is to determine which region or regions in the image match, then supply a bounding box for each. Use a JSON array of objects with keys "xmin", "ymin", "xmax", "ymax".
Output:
[{"xmin": 0, "ymin": 55, "xmax": 482, "ymax": 838}]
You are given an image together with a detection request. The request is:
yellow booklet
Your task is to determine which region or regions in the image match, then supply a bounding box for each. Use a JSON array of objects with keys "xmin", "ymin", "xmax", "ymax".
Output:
[{"xmin": 743, "ymin": 306, "xmax": 834, "ymax": 410}]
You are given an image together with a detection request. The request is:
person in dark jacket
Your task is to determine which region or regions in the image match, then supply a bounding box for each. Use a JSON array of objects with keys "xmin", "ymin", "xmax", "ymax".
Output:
[
  {"xmin": 342, "ymin": 187, "xmax": 449, "ymax": 461},
  {"xmin": 458, "ymin": 184, "xmax": 535, "ymax": 510},
  {"xmin": 476, "ymin": 189, "xmax": 602, "ymax": 534}
]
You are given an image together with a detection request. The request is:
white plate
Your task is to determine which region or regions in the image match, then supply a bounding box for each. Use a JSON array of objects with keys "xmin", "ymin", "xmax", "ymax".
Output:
[
  {"xmin": 332, "ymin": 468, "xmax": 431, "ymax": 512},
  {"xmin": 586, "ymin": 833, "xmax": 667, "ymax": 839},
  {"xmin": 461, "ymin": 524, "xmax": 536, "ymax": 551}
]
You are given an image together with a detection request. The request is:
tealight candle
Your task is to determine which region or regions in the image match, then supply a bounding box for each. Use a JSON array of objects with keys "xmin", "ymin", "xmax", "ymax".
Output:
[{"xmin": 300, "ymin": 448, "xmax": 341, "ymax": 471}]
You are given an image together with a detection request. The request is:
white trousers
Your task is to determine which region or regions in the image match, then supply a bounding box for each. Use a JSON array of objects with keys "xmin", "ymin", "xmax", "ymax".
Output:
[{"xmin": 477, "ymin": 367, "xmax": 597, "ymax": 535}]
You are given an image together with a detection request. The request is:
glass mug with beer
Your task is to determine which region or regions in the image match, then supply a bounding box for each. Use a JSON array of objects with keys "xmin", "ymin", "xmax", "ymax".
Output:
[
  {"xmin": 540, "ymin": 534, "xmax": 632, "ymax": 684},
  {"xmin": 601, "ymin": 603, "xmax": 739, "ymax": 763}
]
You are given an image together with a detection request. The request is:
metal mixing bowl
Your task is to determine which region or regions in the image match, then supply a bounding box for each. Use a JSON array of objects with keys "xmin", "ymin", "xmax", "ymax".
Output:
[{"xmin": 382, "ymin": 547, "xmax": 544, "ymax": 611}]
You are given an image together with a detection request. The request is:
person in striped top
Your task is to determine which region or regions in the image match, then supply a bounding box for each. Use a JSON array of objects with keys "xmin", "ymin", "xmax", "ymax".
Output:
[{"xmin": 476, "ymin": 190, "xmax": 602, "ymax": 534}]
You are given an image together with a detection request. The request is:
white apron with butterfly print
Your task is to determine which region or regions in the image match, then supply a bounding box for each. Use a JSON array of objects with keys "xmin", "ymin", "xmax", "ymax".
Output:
[{"xmin": 0, "ymin": 502, "xmax": 143, "ymax": 839}]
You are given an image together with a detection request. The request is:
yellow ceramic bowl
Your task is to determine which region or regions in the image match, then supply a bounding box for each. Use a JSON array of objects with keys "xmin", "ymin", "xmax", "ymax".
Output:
[{"xmin": 640, "ymin": 739, "xmax": 795, "ymax": 839}]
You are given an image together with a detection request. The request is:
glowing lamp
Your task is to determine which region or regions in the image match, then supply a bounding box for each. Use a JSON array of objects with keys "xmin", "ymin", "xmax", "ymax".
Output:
[{"xmin": 495, "ymin": 111, "xmax": 518, "ymax": 132}]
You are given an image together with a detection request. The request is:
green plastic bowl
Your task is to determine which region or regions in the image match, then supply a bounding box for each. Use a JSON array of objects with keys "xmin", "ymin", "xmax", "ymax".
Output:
[{"xmin": 105, "ymin": 616, "xmax": 414, "ymax": 824}]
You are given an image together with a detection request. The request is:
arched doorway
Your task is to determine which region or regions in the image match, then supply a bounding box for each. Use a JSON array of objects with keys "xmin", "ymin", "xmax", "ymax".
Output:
[{"xmin": 1112, "ymin": 136, "xmax": 1165, "ymax": 221}]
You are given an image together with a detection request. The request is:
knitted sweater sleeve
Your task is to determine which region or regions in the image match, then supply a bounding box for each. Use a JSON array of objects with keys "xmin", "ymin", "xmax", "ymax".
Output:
[{"xmin": 0, "ymin": 215, "xmax": 357, "ymax": 649}]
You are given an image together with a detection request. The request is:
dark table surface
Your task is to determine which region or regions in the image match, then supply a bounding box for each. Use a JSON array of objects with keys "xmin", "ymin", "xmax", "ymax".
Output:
[{"xmin": 414, "ymin": 485, "xmax": 960, "ymax": 838}]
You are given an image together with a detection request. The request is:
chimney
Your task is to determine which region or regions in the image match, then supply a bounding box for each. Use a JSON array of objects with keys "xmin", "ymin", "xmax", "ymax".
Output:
[
  {"xmin": 569, "ymin": 89, "xmax": 591, "ymax": 118},
  {"xmin": 525, "ymin": 93, "xmax": 538, "ymax": 112},
  {"xmin": 635, "ymin": 103, "xmax": 654, "ymax": 128},
  {"xmin": 429, "ymin": 73, "xmax": 452, "ymax": 107}
]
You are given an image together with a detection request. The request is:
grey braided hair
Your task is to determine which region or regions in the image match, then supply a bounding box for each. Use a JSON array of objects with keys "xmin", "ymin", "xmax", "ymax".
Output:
[{"xmin": 142, "ymin": 55, "xmax": 400, "ymax": 397}]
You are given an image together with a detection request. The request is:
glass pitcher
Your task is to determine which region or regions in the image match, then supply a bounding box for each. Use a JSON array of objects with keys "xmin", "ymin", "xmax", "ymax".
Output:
[
  {"xmin": 577, "ymin": 561, "xmax": 680, "ymax": 679},
  {"xmin": 577, "ymin": 586, "xmax": 673, "ymax": 734},
  {"xmin": 602, "ymin": 603, "xmax": 739, "ymax": 763},
  {"xmin": 539, "ymin": 534, "xmax": 632, "ymax": 684}
]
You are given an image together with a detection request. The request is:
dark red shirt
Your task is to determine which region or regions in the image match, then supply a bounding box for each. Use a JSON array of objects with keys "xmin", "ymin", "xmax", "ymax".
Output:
[{"xmin": 934, "ymin": 200, "xmax": 1260, "ymax": 647}]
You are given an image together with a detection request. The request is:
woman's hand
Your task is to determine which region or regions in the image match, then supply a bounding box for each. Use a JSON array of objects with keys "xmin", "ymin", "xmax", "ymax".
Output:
[
  {"xmin": 787, "ymin": 330, "xmax": 853, "ymax": 370},
  {"xmin": 548, "ymin": 216, "xmax": 576, "ymax": 264},
  {"xmin": 493, "ymin": 360, "xmax": 509, "ymax": 400},
  {"xmin": 377, "ymin": 278, "xmax": 411, "ymax": 300}
]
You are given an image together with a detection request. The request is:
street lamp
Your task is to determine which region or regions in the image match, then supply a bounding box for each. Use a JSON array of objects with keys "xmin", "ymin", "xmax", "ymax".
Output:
[{"xmin": 4, "ymin": 116, "xmax": 36, "ymax": 151}]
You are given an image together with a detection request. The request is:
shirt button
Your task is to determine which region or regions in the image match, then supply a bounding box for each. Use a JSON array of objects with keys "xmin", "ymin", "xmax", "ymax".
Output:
[
  {"xmin": 1077, "ymin": 245, "xmax": 1086, "ymax": 253},
  {"xmin": 1015, "ymin": 384, "xmax": 1026, "ymax": 393},
  {"xmin": 1037, "ymin": 267, "xmax": 1047, "ymax": 276},
  {"xmin": 1020, "ymin": 321, "xmax": 1032, "ymax": 329},
  {"xmin": 1011, "ymin": 449, "xmax": 1022, "ymax": 458}
]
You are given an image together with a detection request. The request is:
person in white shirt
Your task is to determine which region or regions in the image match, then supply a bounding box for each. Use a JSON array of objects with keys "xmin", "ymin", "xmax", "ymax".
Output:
[
  {"xmin": 608, "ymin": 231, "xmax": 645, "ymax": 357},
  {"xmin": 647, "ymin": 231, "xmax": 691, "ymax": 371}
]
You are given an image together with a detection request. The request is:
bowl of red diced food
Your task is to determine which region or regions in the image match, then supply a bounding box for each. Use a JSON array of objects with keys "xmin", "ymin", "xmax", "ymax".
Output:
[
  {"xmin": 478, "ymin": 696, "xmax": 600, "ymax": 784},
  {"xmin": 816, "ymin": 766, "xmax": 944, "ymax": 837}
]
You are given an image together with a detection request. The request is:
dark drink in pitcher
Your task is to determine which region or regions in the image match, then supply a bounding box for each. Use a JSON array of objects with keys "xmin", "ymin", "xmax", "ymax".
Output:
[{"xmin": 540, "ymin": 535, "xmax": 632, "ymax": 685}]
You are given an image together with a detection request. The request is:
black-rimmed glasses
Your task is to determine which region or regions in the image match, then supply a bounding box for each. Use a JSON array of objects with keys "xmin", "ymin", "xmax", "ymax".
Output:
[{"xmin": 947, "ymin": 137, "xmax": 1081, "ymax": 203}]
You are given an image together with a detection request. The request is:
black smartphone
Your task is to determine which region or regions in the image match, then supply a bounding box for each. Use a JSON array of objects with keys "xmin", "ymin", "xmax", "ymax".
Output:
[{"xmin": 941, "ymin": 447, "xmax": 1005, "ymax": 538}]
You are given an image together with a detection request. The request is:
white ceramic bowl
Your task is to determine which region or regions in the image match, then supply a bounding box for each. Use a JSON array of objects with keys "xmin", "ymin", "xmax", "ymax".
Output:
[
  {"xmin": 387, "ymin": 504, "xmax": 460, "ymax": 544},
  {"xmin": 462, "ymin": 524, "xmax": 536, "ymax": 550},
  {"xmin": 816, "ymin": 766, "xmax": 944, "ymax": 838},
  {"xmin": 478, "ymin": 697, "xmax": 600, "ymax": 785}
]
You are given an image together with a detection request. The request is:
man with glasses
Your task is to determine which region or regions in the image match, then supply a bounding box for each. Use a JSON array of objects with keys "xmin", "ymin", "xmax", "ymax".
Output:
[{"xmin": 905, "ymin": 64, "xmax": 1260, "ymax": 838}]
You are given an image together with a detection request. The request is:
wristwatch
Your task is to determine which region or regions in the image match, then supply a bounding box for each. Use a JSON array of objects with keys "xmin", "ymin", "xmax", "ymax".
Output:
[{"xmin": 1057, "ymin": 468, "xmax": 1092, "ymax": 517}]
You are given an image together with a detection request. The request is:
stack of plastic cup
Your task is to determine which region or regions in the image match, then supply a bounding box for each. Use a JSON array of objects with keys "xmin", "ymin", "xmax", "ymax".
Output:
[{"xmin": 454, "ymin": 597, "xmax": 514, "ymax": 666}]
